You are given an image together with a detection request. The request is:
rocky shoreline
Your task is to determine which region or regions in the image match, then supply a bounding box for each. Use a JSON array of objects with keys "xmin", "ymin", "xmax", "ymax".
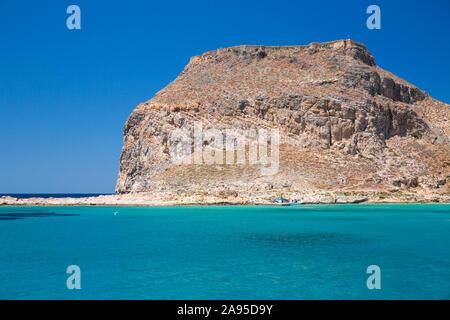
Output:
[{"xmin": 1, "ymin": 189, "xmax": 447, "ymax": 207}]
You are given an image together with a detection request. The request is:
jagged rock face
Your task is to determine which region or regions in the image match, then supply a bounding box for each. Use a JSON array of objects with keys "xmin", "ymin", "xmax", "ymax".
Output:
[{"xmin": 116, "ymin": 39, "xmax": 449, "ymax": 201}]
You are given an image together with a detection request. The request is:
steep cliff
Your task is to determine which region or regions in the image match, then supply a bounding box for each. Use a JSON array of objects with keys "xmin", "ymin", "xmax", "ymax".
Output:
[{"xmin": 116, "ymin": 39, "xmax": 449, "ymax": 203}]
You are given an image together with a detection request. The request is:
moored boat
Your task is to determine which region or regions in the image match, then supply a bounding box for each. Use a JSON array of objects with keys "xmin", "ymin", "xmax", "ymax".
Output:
[{"xmin": 272, "ymin": 198, "xmax": 290, "ymax": 206}]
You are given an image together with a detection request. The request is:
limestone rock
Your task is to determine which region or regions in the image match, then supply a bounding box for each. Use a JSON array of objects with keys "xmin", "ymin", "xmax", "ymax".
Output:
[{"xmin": 116, "ymin": 39, "xmax": 449, "ymax": 203}]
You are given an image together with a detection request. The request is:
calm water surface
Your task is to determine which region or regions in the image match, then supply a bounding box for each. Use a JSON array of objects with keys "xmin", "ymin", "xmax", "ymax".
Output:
[{"xmin": 0, "ymin": 204, "xmax": 448, "ymax": 299}]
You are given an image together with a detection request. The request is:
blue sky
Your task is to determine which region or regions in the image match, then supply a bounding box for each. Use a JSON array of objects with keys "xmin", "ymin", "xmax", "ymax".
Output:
[{"xmin": 0, "ymin": 0, "xmax": 449, "ymax": 193}]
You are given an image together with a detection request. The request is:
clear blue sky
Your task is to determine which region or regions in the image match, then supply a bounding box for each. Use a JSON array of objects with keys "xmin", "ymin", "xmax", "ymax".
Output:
[{"xmin": 0, "ymin": 0, "xmax": 449, "ymax": 193}]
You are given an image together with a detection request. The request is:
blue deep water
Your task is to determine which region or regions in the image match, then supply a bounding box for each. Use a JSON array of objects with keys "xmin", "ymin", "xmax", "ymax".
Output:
[{"xmin": 0, "ymin": 204, "xmax": 448, "ymax": 299}]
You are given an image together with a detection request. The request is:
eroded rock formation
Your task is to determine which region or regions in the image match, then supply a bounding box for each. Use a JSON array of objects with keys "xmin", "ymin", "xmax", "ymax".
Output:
[{"xmin": 116, "ymin": 39, "xmax": 449, "ymax": 203}]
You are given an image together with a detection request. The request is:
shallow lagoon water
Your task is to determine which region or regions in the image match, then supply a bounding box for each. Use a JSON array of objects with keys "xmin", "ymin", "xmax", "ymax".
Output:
[{"xmin": 0, "ymin": 204, "xmax": 449, "ymax": 299}]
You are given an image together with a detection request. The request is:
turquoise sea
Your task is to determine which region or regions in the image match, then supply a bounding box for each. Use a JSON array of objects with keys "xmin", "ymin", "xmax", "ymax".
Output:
[{"xmin": 0, "ymin": 204, "xmax": 449, "ymax": 299}]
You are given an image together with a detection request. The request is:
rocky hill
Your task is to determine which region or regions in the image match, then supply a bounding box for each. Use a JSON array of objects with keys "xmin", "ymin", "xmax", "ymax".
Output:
[{"xmin": 116, "ymin": 39, "xmax": 449, "ymax": 204}]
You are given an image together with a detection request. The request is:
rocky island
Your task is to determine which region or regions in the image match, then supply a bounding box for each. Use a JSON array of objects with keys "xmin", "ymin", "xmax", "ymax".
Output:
[{"xmin": 2, "ymin": 39, "xmax": 449, "ymax": 206}]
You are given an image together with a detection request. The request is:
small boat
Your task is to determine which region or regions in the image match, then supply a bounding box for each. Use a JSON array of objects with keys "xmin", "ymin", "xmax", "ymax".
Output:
[{"xmin": 272, "ymin": 198, "xmax": 290, "ymax": 206}]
